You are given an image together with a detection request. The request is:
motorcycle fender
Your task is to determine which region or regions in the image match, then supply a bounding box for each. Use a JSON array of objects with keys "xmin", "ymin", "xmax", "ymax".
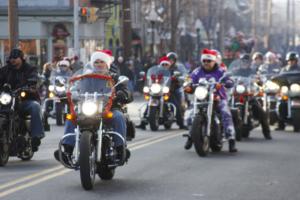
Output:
[{"xmin": 149, "ymin": 98, "xmax": 160, "ymax": 106}]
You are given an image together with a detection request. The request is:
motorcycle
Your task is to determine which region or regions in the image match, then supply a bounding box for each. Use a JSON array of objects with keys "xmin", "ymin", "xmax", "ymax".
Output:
[
  {"xmin": 57, "ymin": 73, "xmax": 129, "ymax": 190},
  {"xmin": 186, "ymin": 75, "xmax": 230, "ymax": 157},
  {"xmin": 0, "ymin": 84, "xmax": 36, "ymax": 166},
  {"xmin": 139, "ymin": 67, "xmax": 177, "ymax": 131},
  {"xmin": 272, "ymin": 72, "xmax": 300, "ymax": 132},
  {"xmin": 43, "ymin": 76, "xmax": 69, "ymax": 126},
  {"xmin": 229, "ymin": 75, "xmax": 261, "ymax": 138}
]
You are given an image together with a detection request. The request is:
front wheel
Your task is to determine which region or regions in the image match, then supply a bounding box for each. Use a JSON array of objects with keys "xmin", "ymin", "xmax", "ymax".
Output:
[
  {"xmin": 292, "ymin": 109, "xmax": 300, "ymax": 132},
  {"xmin": 55, "ymin": 102, "xmax": 63, "ymax": 126},
  {"xmin": 149, "ymin": 106, "xmax": 159, "ymax": 131},
  {"xmin": 191, "ymin": 115, "xmax": 209, "ymax": 157},
  {"xmin": 97, "ymin": 165, "xmax": 115, "ymax": 180},
  {"xmin": 231, "ymin": 109, "xmax": 243, "ymax": 141},
  {"xmin": 79, "ymin": 131, "xmax": 96, "ymax": 190},
  {"xmin": 0, "ymin": 138, "xmax": 9, "ymax": 166}
]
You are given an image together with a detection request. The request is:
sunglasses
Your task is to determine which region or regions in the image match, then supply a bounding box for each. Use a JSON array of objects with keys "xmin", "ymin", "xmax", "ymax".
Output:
[
  {"xmin": 162, "ymin": 63, "xmax": 170, "ymax": 67},
  {"xmin": 94, "ymin": 60, "xmax": 105, "ymax": 64},
  {"xmin": 202, "ymin": 60, "xmax": 213, "ymax": 63},
  {"xmin": 59, "ymin": 65, "xmax": 68, "ymax": 68}
]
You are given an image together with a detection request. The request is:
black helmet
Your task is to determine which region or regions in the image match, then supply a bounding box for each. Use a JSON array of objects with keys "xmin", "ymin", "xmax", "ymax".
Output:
[
  {"xmin": 9, "ymin": 48, "xmax": 24, "ymax": 60},
  {"xmin": 285, "ymin": 51, "xmax": 299, "ymax": 61},
  {"xmin": 240, "ymin": 53, "xmax": 250, "ymax": 61},
  {"xmin": 166, "ymin": 52, "xmax": 178, "ymax": 62}
]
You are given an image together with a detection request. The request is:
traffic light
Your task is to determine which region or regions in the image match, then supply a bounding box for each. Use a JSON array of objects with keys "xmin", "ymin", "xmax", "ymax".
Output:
[{"xmin": 79, "ymin": 7, "xmax": 89, "ymax": 23}]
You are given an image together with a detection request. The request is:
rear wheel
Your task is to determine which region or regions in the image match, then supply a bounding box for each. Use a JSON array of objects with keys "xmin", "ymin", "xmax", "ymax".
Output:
[
  {"xmin": 191, "ymin": 115, "xmax": 209, "ymax": 157},
  {"xmin": 80, "ymin": 131, "xmax": 96, "ymax": 190},
  {"xmin": 149, "ymin": 106, "xmax": 159, "ymax": 131}
]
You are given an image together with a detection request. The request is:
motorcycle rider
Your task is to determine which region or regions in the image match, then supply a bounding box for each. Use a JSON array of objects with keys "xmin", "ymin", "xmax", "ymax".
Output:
[
  {"xmin": 0, "ymin": 49, "xmax": 44, "ymax": 151},
  {"xmin": 230, "ymin": 54, "xmax": 272, "ymax": 139},
  {"xmin": 166, "ymin": 52, "xmax": 188, "ymax": 129},
  {"xmin": 280, "ymin": 51, "xmax": 300, "ymax": 73},
  {"xmin": 184, "ymin": 48, "xmax": 238, "ymax": 152},
  {"xmin": 54, "ymin": 50, "xmax": 133, "ymax": 165},
  {"xmin": 276, "ymin": 51, "xmax": 300, "ymax": 130},
  {"xmin": 258, "ymin": 51, "xmax": 281, "ymax": 74},
  {"xmin": 251, "ymin": 52, "xmax": 264, "ymax": 72}
]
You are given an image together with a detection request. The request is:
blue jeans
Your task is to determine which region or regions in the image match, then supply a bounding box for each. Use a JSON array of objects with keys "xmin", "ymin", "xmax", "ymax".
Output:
[
  {"xmin": 63, "ymin": 110, "xmax": 126, "ymax": 147},
  {"xmin": 20, "ymin": 100, "xmax": 45, "ymax": 138},
  {"xmin": 170, "ymin": 88, "xmax": 185, "ymax": 127}
]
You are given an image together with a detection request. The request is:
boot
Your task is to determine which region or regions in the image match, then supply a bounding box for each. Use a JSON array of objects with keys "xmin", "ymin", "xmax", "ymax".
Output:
[
  {"xmin": 54, "ymin": 144, "xmax": 73, "ymax": 166},
  {"xmin": 263, "ymin": 131, "xmax": 272, "ymax": 140},
  {"xmin": 136, "ymin": 121, "xmax": 146, "ymax": 130},
  {"xmin": 184, "ymin": 137, "xmax": 193, "ymax": 150},
  {"xmin": 229, "ymin": 139, "xmax": 238, "ymax": 153}
]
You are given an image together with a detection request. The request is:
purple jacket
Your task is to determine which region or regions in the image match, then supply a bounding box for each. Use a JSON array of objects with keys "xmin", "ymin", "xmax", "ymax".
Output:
[{"xmin": 190, "ymin": 65, "xmax": 233, "ymax": 99}]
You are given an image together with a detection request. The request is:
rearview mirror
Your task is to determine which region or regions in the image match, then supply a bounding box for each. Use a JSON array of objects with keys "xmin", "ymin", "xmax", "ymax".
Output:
[{"xmin": 114, "ymin": 76, "xmax": 129, "ymax": 88}]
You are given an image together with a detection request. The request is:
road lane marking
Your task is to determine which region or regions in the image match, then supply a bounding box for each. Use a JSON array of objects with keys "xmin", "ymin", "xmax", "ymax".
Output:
[
  {"xmin": 0, "ymin": 169, "xmax": 70, "ymax": 198},
  {"xmin": 0, "ymin": 166, "xmax": 63, "ymax": 191},
  {"xmin": 0, "ymin": 130, "xmax": 185, "ymax": 197}
]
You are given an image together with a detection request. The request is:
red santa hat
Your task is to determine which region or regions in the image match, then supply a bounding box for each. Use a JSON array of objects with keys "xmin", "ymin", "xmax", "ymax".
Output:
[
  {"xmin": 91, "ymin": 50, "xmax": 114, "ymax": 68},
  {"xmin": 159, "ymin": 56, "xmax": 171, "ymax": 66},
  {"xmin": 201, "ymin": 48, "xmax": 217, "ymax": 62}
]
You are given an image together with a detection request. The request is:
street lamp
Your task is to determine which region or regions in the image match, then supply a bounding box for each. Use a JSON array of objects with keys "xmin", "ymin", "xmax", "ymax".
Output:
[
  {"xmin": 145, "ymin": 1, "xmax": 163, "ymax": 57},
  {"xmin": 195, "ymin": 19, "xmax": 202, "ymax": 61}
]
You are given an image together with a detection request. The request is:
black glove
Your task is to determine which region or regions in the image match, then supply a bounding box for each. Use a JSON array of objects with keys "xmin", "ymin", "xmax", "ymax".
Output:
[{"xmin": 116, "ymin": 90, "xmax": 128, "ymax": 103}]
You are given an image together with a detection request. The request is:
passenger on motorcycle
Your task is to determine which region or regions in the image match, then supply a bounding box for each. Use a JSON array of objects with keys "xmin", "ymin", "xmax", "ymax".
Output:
[
  {"xmin": 251, "ymin": 52, "xmax": 264, "ymax": 71},
  {"xmin": 0, "ymin": 49, "xmax": 45, "ymax": 151},
  {"xmin": 54, "ymin": 50, "xmax": 133, "ymax": 165},
  {"xmin": 258, "ymin": 51, "xmax": 281, "ymax": 74},
  {"xmin": 184, "ymin": 48, "xmax": 238, "ymax": 152}
]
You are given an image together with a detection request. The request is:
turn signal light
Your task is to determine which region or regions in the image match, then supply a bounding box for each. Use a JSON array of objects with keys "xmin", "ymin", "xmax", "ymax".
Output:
[
  {"xmin": 163, "ymin": 95, "xmax": 169, "ymax": 101},
  {"xmin": 103, "ymin": 111, "xmax": 114, "ymax": 119},
  {"xmin": 282, "ymin": 95, "xmax": 288, "ymax": 101},
  {"xmin": 20, "ymin": 91, "xmax": 26, "ymax": 98},
  {"xmin": 144, "ymin": 95, "xmax": 150, "ymax": 100},
  {"xmin": 49, "ymin": 92, "xmax": 55, "ymax": 98},
  {"xmin": 66, "ymin": 114, "xmax": 74, "ymax": 120}
]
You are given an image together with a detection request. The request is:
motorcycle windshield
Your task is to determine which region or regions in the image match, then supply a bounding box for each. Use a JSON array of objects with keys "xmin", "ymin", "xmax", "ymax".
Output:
[
  {"xmin": 272, "ymin": 72, "xmax": 300, "ymax": 86},
  {"xmin": 146, "ymin": 66, "xmax": 171, "ymax": 86}
]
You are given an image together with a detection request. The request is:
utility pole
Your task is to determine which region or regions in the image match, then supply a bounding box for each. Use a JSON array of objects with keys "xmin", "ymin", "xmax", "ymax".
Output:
[
  {"xmin": 74, "ymin": 0, "xmax": 79, "ymax": 58},
  {"xmin": 122, "ymin": 0, "xmax": 132, "ymax": 60},
  {"xmin": 251, "ymin": 0, "xmax": 257, "ymax": 37},
  {"xmin": 8, "ymin": 0, "xmax": 19, "ymax": 50},
  {"xmin": 292, "ymin": 0, "xmax": 296, "ymax": 48},
  {"xmin": 266, "ymin": 0, "xmax": 272, "ymax": 49},
  {"xmin": 286, "ymin": 0, "xmax": 290, "ymax": 50},
  {"xmin": 170, "ymin": 0, "xmax": 177, "ymax": 51}
]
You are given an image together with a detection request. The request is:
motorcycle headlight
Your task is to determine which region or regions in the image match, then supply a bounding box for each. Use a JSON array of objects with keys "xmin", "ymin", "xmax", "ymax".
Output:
[
  {"xmin": 48, "ymin": 85, "xmax": 55, "ymax": 91},
  {"xmin": 281, "ymin": 86, "xmax": 289, "ymax": 95},
  {"xmin": 150, "ymin": 83, "xmax": 162, "ymax": 94},
  {"xmin": 195, "ymin": 86, "xmax": 208, "ymax": 100},
  {"xmin": 163, "ymin": 86, "xmax": 170, "ymax": 93},
  {"xmin": 0, "ymin": 93, "xmax": 12, "ymax": 105},
  {"xmin": 55, "ymin": 86, "xmax": 66, "ymax": 93},
  {"xmin": 236, "ymin": 85, "xmax": 246, "ymax": 94},
  {"xmin": 290, "ymin": 83, "xmax": 300, "ymax": 94},
  {"xmin": 82, "ymin": 101, "xmax": 98, "ymax": 116},
  {"xmin": 265, "ymin": 81, "xmax": 280, "ymax": 93},
  {"xmin": 143, "ymin": 86, "xmax": 150, "ymax": 93}
]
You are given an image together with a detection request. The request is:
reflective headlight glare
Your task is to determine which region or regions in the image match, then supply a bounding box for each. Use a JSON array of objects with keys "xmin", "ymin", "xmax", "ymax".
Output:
[
  {"xmin": 163, "ymin": 87, "xmax": 170, "ymax": 93},
  {"xmin": 265, "ymin": 81, "xmax": 280, "ymax": 91},
  {"xmin": 236, "ymin": 85, "xmax": 246, "ymax": 94},
  {"xmin": 281, "ymin": 86, "xmax": 289, "ymax": 95},
  {"xmin": 290, "ymin": 83, "xmax": 300, "ymax": 94},
  {"xmin": 195, "ymin": 86, "xmax": 208, "ymax": 100},
  {"xmin": 48, "ymin": 85, "xmax": 55, "ymax": 91},
  {"xmin": 56, "ymin": 86, "xmax": 66, "ymax": 92},
  {"xmin": 150, "ymin": 84, "xmax": 162, "ymax": 94},
  {"xmin": 82, "ymin": 101, "xmax": 97, "ymax": 116},
  {"xmin": 0, "ymin": 93, "xmax": 12, "ymax": 105},
  {"xmin": 143, "ymin": 86, "xmax": 150, "ymax": 93}
]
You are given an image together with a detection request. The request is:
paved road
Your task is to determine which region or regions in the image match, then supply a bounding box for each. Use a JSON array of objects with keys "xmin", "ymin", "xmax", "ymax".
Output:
[{"xmin": 0, "ymin": 99, "xmax": 300, "ymax": 200}]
